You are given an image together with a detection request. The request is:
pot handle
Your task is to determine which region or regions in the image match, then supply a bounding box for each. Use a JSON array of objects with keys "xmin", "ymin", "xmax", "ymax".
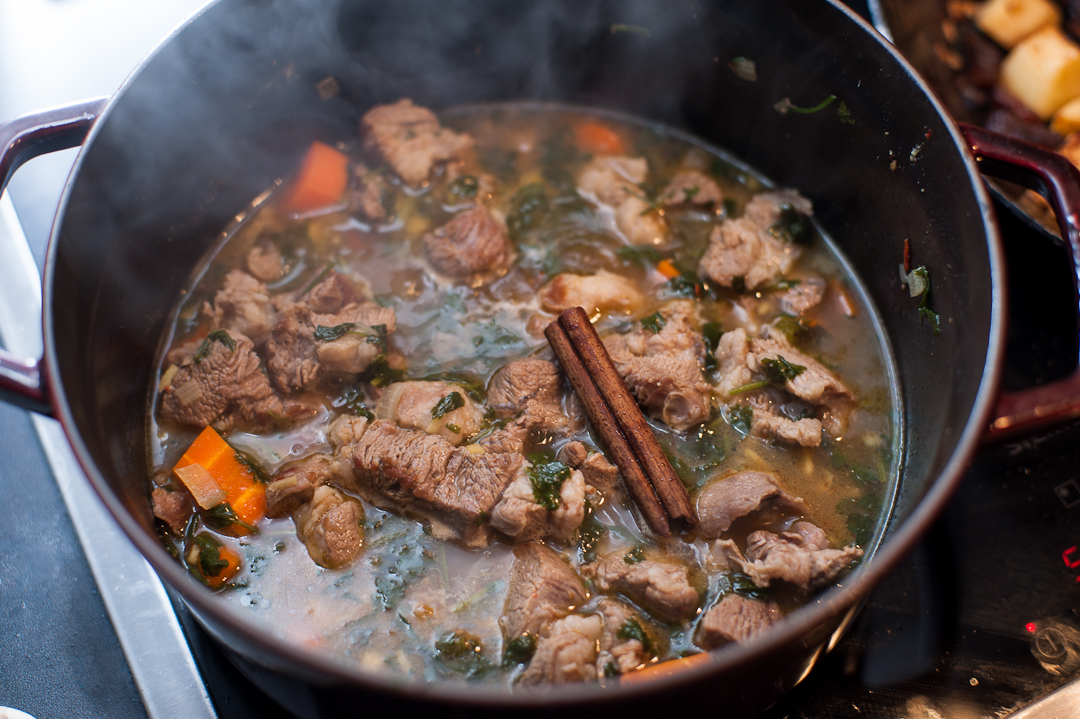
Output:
[
  {"xmin": 959, "ymin": 122, "xmax": 1080, "ymax": 441},
  {"xmin": 0, "ymin": 97, "xmax": 108, "ymax": 416}
]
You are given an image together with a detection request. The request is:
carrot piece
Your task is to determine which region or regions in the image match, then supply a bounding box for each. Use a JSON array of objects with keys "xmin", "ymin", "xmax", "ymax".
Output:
[
  {"xmin": 573, "ymin": 122, "xmax": 625, "ymax": 155},
  {"xmin": 655, "ymin": 259, "xmax": 680, "ymax": 279},
  {"xmin": 281, "ymin": 141, "xmax": 350, "ymax": 213},
  {"xmin": 186, "ymin": 533, "xmax": 242, "ymax": 588},
  {"xmin": 175, "ymin": 426, "xmax": 266, "ymax": 526},
  {"xmin": 175, "ymin": 464, "xmax": 226, "ymax": 510}
]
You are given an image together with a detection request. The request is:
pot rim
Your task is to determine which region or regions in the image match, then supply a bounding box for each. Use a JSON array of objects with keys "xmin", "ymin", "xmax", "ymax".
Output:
[{"xmin": 39, "ymin": 0, "xmax": 1006, "ymax": 707}]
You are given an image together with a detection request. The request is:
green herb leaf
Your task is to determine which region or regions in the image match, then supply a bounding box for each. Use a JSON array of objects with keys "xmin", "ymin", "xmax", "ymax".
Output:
[
  {"xmin": 358, "ymin": 356, "xmax": 406, "ymax": 388},
  {"xmin": 616, "ymin": 618, "xmax": 653, "ymax": 653},
  {"xmin": 728, "ymin": 379, "xmax": 769, "ymax": 395},
  {"xmin": 623, "ymin": 546, "xmax": 646, "ymax": 564},
  {"xmin": 577, "ymin": 501, "xmax": 607, "ymax": 563},
  {"xmin": 314, "ymin": 322, "xmax": 355, "ymax": 342},
  {"xmin": 774, "ymin": 94, "xmax": 837, "ymax": 115},
  {"xmin": 769, "ymin": 203, "xmax": 812, "ymax": 245},
  {"xmin": 615, "ymin": 245, "xmax": 662, "ymax": 264},
  {"xmin": 728, "ymin": 404, "xmax": 753, "ymax": 435},
  {"xmin": 445, "ymin": 422, "xmax": 461, "ymax": 434},
  {"xmin": 664, "ymin": 272, "xmax": 701, "ymax": 299},
  {"xmin": 731, "ymin": 276, "xmax": 747, "ymax": 294},
  {"xmin": 434, "ymin": 631, "xmax": 492, "ymax": 679},
  {"xmin": 773, "ymin": 314, "xmax": 810, "ymax": 344},
  {"xmin": 202, "ymin": 503, "xmax": 259, "ymax": 534},
  {"xmin": 190, "ymin": 534, "xmax": 229, "ymax": 580},
  {"xmin": 193, "ymin": 330, "xmax": 236, "ymax": 364},
  {"xmin": 447, "ymin": 175, "xmax": 479, "ymax": 200},
  {"xmin": 232, "ymin": 450, "xmax": 271, "ymax": 484},
  {"xmin": 365, "ymin": 323, "xmax": 389, "ymax": 352},
  {"xmin": 502, "ymin": 632, "xmax": 538, "ymax": 667},
  {"xmin": 526, "ymin": 457, "xmax": 570, "ymax": 511},
  {"xmin": 507, "ymin": 183, "xmax": 549, "ymax": 240},
  {"xmin": 838, "ymin": 101, "xmax": 855, "ymax": 125},
  {"xmin": 761, "ymin": 355, "xmax": 807, "ymax": 385},
  {"xmin": 640, "ymin": 312, "xmax": 667, "ymax": 334},
  {"xmin": 702, "ymin": 322, "xmax": 724, "ymax": 372},
  {"xmin": 604, "ymin": 661, "xmax": 620, "ymax": 678},
  {"xmin": 716, "ymin": 571, "xmax": 766, "ymax": 601},
  {"xmin": 431, "ymin": 391, "xmax": 465, "ymax": 419}
]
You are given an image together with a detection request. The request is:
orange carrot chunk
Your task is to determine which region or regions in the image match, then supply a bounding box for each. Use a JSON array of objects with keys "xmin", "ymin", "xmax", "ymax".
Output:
[
  {"xmin": 281, "ymin": 141, "xmax": 350, "ymax": 213},
  {"xmin": 573, "ymin": 122, "xmax": 625, "ymax": 155},
  {"xmin": 656, "ymin": 259, "xmax": 680, "ymax": 279},
  {"xmin": 175, "ymin": 426, "xmax": 266, "ymax": 526}
]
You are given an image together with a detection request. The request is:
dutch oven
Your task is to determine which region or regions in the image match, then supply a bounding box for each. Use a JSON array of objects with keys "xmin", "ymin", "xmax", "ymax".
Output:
[{"xmin": 2, "ymin": 0, "xmax": 1079, "ymax": 716}]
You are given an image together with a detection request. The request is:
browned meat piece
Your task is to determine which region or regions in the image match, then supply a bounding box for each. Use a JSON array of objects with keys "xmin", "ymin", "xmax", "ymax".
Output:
[
  {"xmin": 562, "ymin": 441, "xmax": 620, "ymax": 495},
  {"xmin": 520, "ymin": 615, "xmax": 601, "ymax": 685},
  {"xmin": 490, "ymin": 466, "xmax": 585, "ymax": 542},
  {"xmin": 384, "ymin": 380, "xmax": 484, "ymax": 446},
  {"xmin": 300, "ymin": 270, "xmax": 359, "ymax": 315},
  {"xmin": 246, "ymin": 243, "xmax": 284, "ymax": 283},
  {"xmin": 747, "ymin": 330, "xmax": 854, "ymax": 417},
  {"xmin": 698, "ymin": 190, "xmax": 812, "ymax": 290},
  {"xmin": 360, "ymin": 99, "xmax": 473, "ymax": 188},
  {"xmin": 478, "ymin": 358, "xmax": 569, "ymax": 455},
  {"xmin": 576, "ymin": 156, "xmax": 666, "ymax": 245},
  {"xmin": 265, "ymin": 456, "xmax": 334, "ymax": 519},
  {"xmin": 293, "ymin": 485, "xmax": 364, "ymax": 569},
  {"xmin": 423, "ymin": 206, "xmax": 513, "ymax": 283},
  {"xmin": 596, "ymin": 597, "xmax": 651, "ymax": 677},
  {"xmin": 539, "ymin": 270, "xmax": 645, "ymax": 317},
  {"xmin": 347, "ymin": 421, "xmax": 523, "ymax": 545},
  {"xmin": 750, "ymin": 408, "xmax": 822, "ymax": 447},
  {"xmin": 585, "ymin": 552, "xmax": 699, "ymax": 622},
  {"xmin": 501, "ymin": 543, "xmax": 587, "ymax": 639},
  {"xmin": 266, "ymin": 300, "xmax": 396, "ymax": 393},
  {"xmin": 152, "ymin": 487, "xmax": 193, "ymax": 535},
  {"xmin": 349, "ymin": 163, "xmax": 392, "ymax": 222},
  {"xmin": 160, "ymin": 331, "xmax": 301, "ymax": 430},
  {"xmin": 211, "ymin": 270, "xmax": 275, "ymax": 344},
  {"xmin": 712, "ymin": 524, "xmax": 863, "ymax": 590},
  {"xmin": 658, "ymin": 171, "xmax": 723, "ymax": 206},
  {"xmin": 603, "ymin": 300, "xmax": 711, "ymax": 431},
  {"xmin": 324, "ymin": 415, "xmax": 370, "ymax": 488},
  {"xmin": 696, "ymin": 594, "xmax": 782, "ymax": 649},
  {"xmin": 695, "ymin": 471, "xmax": 808, "ymax": 538},
  {"xmin": 715, "ymin": 328, "xmax": 753, "ymax": 395},
  {"xmin": 779, "ymin": 277, "xmax": 825, "ymax": 316}
]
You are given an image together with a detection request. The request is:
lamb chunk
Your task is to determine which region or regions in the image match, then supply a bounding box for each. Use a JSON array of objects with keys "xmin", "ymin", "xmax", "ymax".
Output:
[
  {"xmin": 596, "ymin": 598, "xmax": 651, "ymax": 677},
  {"xmin": 212, "ymin": 270, "xmax": 275, "ymax": 343},
  {"xmin": 747, "ymin": 330, "xmax": 854, "ymax": 416},
  {"xmin": 490, "ymin": 467, "xmax": 585, "ymax": 542},
  {"xmin": 501, "ymin": 543, "xmax": 587, "ymax": 639},
  {"xmin": 585, "ymin": 552, "xmax": 699, "ymax": 623},
  {"xmin": 160, "ymin": 331, "xmax": 301, "ymax": 430},
  {"xmin": 293, "ymin": 485, "xmax": 364, "ymax": 569},
  {"xmin": 698, "ymin": 190, "xmax": 812, "ymax": 291},
  {"xmin": 779, "ymin": 277, "xmax": 826, "ymax": 316},
  {"xmin": 246, "ymin": 243, "xmax": 285, "ymax": 283},
  {"xmin": 750, "ymin": 408, "xmax": 822, "ymax": 447},
  {"xmin": 658, "ymin": 171, "xmax": 723, "ymax": 206},
  {"xmin": 614, "ymin": 196, "xmax": 667, "ymax": 246},
  {"xmin": 325, "ymin": 415, "xmax": 370, "ymax": 487},
  {"xmin": 266, "ymin": 300, "xmax": 396, "ymax": 393},
  {"xmin": 697, "ymin": 594, "xmax": 782, "ymax": 649},
  {"xmin": 696, "ymin": 471, "xmax": 809, "ymax": 538},
  {"xmin": 387, "ymin": 381, "xmax": 484, "ymax": 446},
  {"xmin": 349, "ymin": 163, "xmax": 392, "ymax": 222},
  {"xmin": 540, "ymin": 270, "xmax": 645, "ymax": 317},
  {"xmin": 266, "ymin": 456, "xmax": 334, "ymax": 519},
  {"xmin": 360, "ymin": 99, "xmax": 473, "ymax": 188},
  {"xmin": 712, "ymin": 527, "xmax": 863, "ymax": 590},
  {"xmin": 562, "ymin": 441, "xmax": 619, "ymax": 495},
  {"xmin": 520, "ymin": 615, "xmax": 601, "ymax": 685},
  {"xmin": 603, "ymin": 300, "xmax": 711, "ymax": 431},
  {"xmin": 576, "ymin": 156, "xmax": 648, "ymax": 206},
  {"xmin": 348, "ymin": 421, "xmax": 523, "ymax": 545},
  {"xmin": 479, "ymin": 359, "xmax": 569, "ymax": 455},
  {"xmin": 152, "ymin": 487, "xmax": 193, "ymax": 535},
  {"xmin": 788, "ymin": 520, "xmax": 830, "ymax": 549},
  {"xmin": 715, "ymin": 328, "xmax": 753, "ymax": 396},
  {"xmin": 423, "ymin": 206, "xmax": 513, "ymax": 283},
  {"xmin": 301, "ymin": 270, "xmax": 360, "ymax": 315}
]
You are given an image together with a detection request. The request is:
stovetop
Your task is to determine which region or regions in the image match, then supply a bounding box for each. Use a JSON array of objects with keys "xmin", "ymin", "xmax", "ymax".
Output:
[{"xmin": 1, "ymin": 2, "xmax": 1079, "ymax": 717}]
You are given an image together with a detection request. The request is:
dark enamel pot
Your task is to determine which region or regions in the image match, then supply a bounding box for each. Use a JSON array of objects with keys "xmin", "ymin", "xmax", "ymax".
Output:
[{"xmin": 2, "ymin": 0, "xmax": 1079, "ymax": 716}]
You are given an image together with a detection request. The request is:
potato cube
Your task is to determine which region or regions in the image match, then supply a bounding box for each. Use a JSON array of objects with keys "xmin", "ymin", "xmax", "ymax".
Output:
[
  {"xmin": 1052, "ymin": 97, "xmax": 1080, "ymax": 134},
  {"xmin": 1000, "ymin": 26, "xmax": 1080, "ymax": 119},
  {"xmin": 977, "ymin": 0, "xmax": 1061, "ymax": 49}
]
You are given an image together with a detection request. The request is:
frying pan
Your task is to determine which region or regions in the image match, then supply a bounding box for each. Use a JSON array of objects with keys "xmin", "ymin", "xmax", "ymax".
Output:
[{"xmin": 1, "ymin": 0, "xmax": 1079, "ymax": 715}]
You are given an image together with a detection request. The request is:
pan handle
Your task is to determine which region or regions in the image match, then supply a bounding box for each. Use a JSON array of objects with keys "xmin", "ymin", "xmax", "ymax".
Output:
[
  {"xmin": 0, "ymin": 97, "xmax": 108, "ymax": 416},
  {"xmin": 959, "ymin": 122, "xmax": 1080, "ymax": 441}
]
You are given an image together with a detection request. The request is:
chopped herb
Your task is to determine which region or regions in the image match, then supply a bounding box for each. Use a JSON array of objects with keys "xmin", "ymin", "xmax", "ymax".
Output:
[
  {"xmin": 716, "ymin": 571, "xmax": 766, "ymax": 601},
  {"xmin": 364, "ymin": 323, "xmax": 389, "ymax": 352},
  {"xmin": 770, "ymin": 203, "xmax": 812, "ymax": 245},
  {"xmin": 502, "ymin": 632, "xmax": 537, "ymax": 667},
  {"xmin": 313, "ymin": 322, "xmax": 355, "ymax": 342},
  {"xmin": 611, "ymin": 23, "xmax": 651, "ymax": 36},
  {"xmin": 903, "ymin": 265, "xmax": 941, "ymax": 335},
  {"xmin": 623, "ymin": 546, "xmax": 646, "ymax": 564},
  {"xmin": 664, "ymin": 272, "xmax": 701, "ymax": 298},
  {"xmin": 774, "ymin": 314, "xmax": 810, "ymax": 344},
  {"xmin": 727, "ymin": 56, "xmax": 757, "ymax": 82},
  {"xmin": 507, "ymin": 183, "xmax": 549, "ymax": 239},
  {"xmin": 188, "ymin": 534, "xmax": 230, "ymax": 582},
  {"xmin": 447, "ymin": 174, "xmax": 479, "ymax": 200},
  {"xmin": 431, "ymin": 391, "xmax": 465, "ymax": 419},
  {"xmin": 526, "ymin": 457, "xmax": 570, "ymax": 511},
  {"xmin": 301, "ymin": 262, "xmax": 336, "ymax": 295},
  {"xmin": 682, "ymin": 186, "xmax": 701, "ymax": 202},
  {"xmin": 193, "ymin": 330, "xmax": 236, "ymax": 364},
  {"xmin": 640, "ymin": 312, "xmax": 667, "ymax": 334},
  {"xmin": 728, "ymin": 404, "xmax": 753, "ymax": 435},
  {"xmin": 616, "ymin": 244, "xmax": 663, "ymax": 265},
  {"xmin": 728, "ymin": 379, "xmax": 769, "ymax": 395},
  {"xmin": 577, "ymin": 501, "xmax": 607, "ymax": 563},
  {"xmin": 201, "ymin": 503, "xmax": 258, "ymax": 534},
  {"xmin": 774, "ymin": 94, "xmax": 837, "ymax": 115},
  {"xmin": 838, "ymin": 101, "xmax": 855, "ymax": 125},
  {"xmin": 616, "ymin": 618, "xmax": 653, "ymax": 652},
  {"xmin": 702, "ymin": 322, "xmax": 724, "ymax": 372},
  {"xmin": 445, "ymin": 423, "xmax": 461, "ymax": 434},
  {"xmin": 358, "ymin": 355, "xmax": 405, "ymax": 388},
  {"xmin": 398, "ymin": 612, "xmax": 411, "ymax": 627},
  {"xmin": 761, "ymin": 355, "xmax": 807, "ymax": 385},
  {"xmin": 731, "ymin": 276, "xmax": 747, "ymax": 293},
  {"xmin": 453, "ymin": 581, "xmax": 501, "ymax": 613},
  {"xmin": 604, "ymin": 661, "xmax": 619, "ymax": 679},
  {"xmin": 231, "ymin": 450, "xmax": 271, "ymax": 484},
  {"xmin": 434, "ymin": 631, "xmax": 492, "ymax": 679},
  {"xmin": 468, "ymin": 410, "xmax": 522, "ymax": 445}
]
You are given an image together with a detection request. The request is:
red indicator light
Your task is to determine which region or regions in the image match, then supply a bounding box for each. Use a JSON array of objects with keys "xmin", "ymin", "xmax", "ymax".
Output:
[{"xmin": 1026, "ymin": 622, "xmax": 1037, "ymax": 633}]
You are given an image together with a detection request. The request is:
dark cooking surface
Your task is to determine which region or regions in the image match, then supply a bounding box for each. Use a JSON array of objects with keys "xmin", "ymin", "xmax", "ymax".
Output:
[{"xmin": 1, "ymin": 1, "xmax": 1079, "ymax": 717}]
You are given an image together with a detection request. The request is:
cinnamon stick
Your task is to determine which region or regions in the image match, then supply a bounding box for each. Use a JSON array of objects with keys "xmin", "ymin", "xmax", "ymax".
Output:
[
  {"xmin": 544, "ymin": 320, "xmax": 671, "ymax": 537},
  {"xmin": 558, "ymin": 307, "xmax": 698, "ymax": 529}
]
